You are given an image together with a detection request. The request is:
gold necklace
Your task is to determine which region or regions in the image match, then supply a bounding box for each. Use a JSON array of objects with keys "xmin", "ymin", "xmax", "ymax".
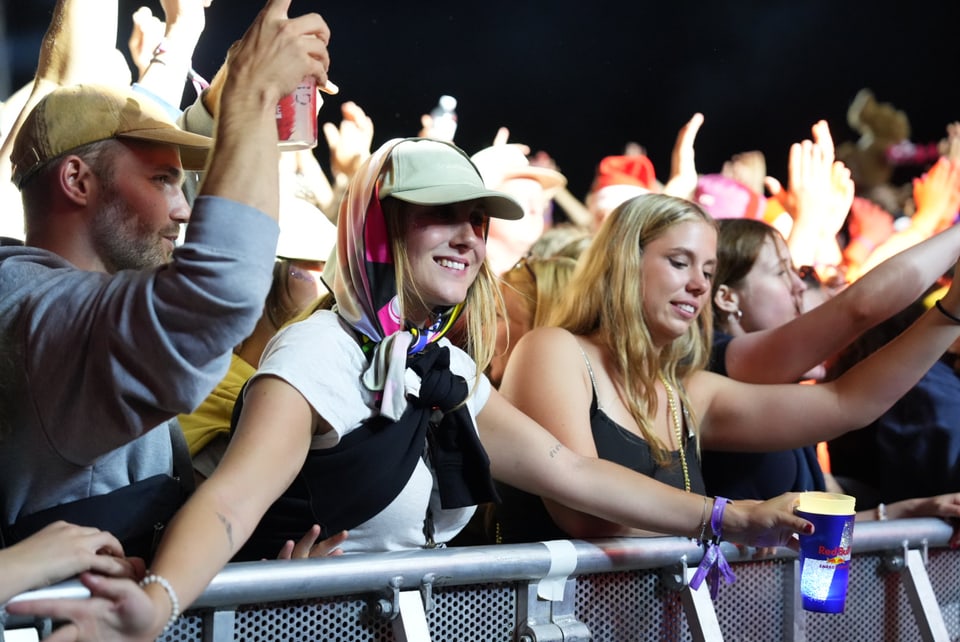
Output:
[{"xmin": 659, "ymin": 373, "xmax": 691, "ymax": 493}]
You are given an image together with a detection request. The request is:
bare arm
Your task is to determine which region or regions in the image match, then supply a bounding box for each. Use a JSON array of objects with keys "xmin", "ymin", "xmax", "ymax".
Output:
[
  {"xmin": 198, "ymin": 0, "xmax": 333, "ymax": 219},
  {"xmin": 661, "ymin": 113, "xmax": 704, "ymax": 200},
  {"xmin": 132, "ymin": 0, "xmax": 209, "ymax": 108},
  {"xmin": 146, "ymin": 376, "xmax": 313, "ymax": 615},
  {"xmin": 487, "ymin": 331, "xmax": 811, "ymax": 547},
  {"xmin": 847, "ymin": 158, "xmax": 960, "ymax": 281},
  {"xmin": 698, "ymin": 269, "xmax": 960, "ymax": 450},
  {"xmin": 0, "ymin": 0, "xmax": 128, "ymax": 191},
  {"xmin": 724, "ymin": 221, "xmax": 960, "ymax": 383}
]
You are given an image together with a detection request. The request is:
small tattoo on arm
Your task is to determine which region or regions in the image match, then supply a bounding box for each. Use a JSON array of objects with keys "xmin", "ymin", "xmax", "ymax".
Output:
[
  {"xmin": 548, "ymin": 443, "xmax": 563, "ymax": 458},
  {"xmin": 217, "ymin": 512, "xmax": 234, "ymax": 550}
]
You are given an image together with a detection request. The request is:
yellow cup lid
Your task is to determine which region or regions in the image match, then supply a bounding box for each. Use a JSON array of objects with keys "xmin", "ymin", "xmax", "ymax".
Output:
[{"xmin": 797, "ymin": 491, "xmax": 856, "ymax": 515}]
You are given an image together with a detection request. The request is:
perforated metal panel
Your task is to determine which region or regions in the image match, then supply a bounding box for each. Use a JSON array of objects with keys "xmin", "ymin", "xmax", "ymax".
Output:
[
  {"xmin": 234, "ymin": 597, "xmax": 390, "ymax": 642},
  {"xmin": 576, "ymin": 570, "xmax": 691, "ymax": 641},
  {"xmin": 161, "ymin": 612, "xmax": 202, "ymax": 641},
  {"xmin": 151, "ymin": 551, "xmax": 960, "ymax": 641},
  {"xmin": 159, "ymin": 583, "xmax": 516, "ymax": 642},
  {"xmin": 713, "ymin": 558, "xmax": 789, "ymax": 641},
  {"xmin": 427, "ymin": 582, "xmax": 516, "ymax": 641},
  {"xmin": 927, "ymin": 548, "xmax": 960, "ymax": 639}
]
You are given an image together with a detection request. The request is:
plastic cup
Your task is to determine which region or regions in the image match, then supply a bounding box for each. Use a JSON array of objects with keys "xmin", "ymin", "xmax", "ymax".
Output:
[
  {"xmin": 796, "ymin": 492, "xmax": 856, "ymax": 613},
  {"xmin": 276, "ymin": 77, "xmax": 318, "ymax": 151}
]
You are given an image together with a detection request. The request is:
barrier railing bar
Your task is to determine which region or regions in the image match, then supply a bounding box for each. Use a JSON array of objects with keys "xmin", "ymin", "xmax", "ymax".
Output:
[
  {"xmin": 681, "ymin": 565, "xmax": 724, "ymax": 642},
  {"xmin": 4, "ymin": 518, "xmax": 955, "ymax": 635},
  {"xmin": 900, "ymin": 546, "xmax": 950, "ymax": 642}
]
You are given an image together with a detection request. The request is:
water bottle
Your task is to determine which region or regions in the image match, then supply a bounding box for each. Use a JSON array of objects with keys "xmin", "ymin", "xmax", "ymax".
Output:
[{"xmin": 429, "ymin": 95, "xmax": 458, "ymax": 142}]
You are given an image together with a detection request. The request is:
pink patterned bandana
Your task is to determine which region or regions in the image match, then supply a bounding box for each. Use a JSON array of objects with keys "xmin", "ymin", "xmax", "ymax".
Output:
[{"xmin": 324, "ymin": 138, "xmax": 464, "ymax": 419}]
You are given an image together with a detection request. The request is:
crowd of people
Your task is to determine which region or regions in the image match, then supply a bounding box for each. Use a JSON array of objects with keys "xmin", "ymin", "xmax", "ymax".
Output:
[{"xmin": 2, "ymin": 0, "xmax": 960, "ymax": 640}]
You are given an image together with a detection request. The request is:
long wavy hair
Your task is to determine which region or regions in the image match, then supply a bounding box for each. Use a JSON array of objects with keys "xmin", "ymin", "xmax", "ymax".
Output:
[{"xmin": 548, "ymin": 193, "xmax": 716, "ymax": 464}]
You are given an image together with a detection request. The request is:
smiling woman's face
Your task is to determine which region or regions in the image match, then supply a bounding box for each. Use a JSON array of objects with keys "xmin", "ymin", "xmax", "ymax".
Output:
[
  {"xmin": 400, "ymin": 200, "xmax": 488, "ymax": 322},
  {"xmin": 639, "ymin": 219, "xmax": 717, "ymax": 347}
]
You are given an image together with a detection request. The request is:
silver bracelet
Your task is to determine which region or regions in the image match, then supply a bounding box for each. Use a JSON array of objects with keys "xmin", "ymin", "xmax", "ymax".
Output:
[
  {"xmin": 140, "ymin": 573, "xmax": 180, "ymax": 634},
  {"xmin": 697, "ymin": 496, "xmax": 710, "ymax": 541}
]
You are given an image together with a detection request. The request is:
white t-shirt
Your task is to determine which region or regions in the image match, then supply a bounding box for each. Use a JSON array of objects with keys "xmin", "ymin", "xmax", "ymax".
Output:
[{"xmin": 253, "ymin": 310, "xmax": 491, "ymax": 553}]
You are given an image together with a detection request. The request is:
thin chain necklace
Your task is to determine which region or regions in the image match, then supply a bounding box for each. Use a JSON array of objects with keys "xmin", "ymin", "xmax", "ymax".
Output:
[{"xmin": 659, "ymin": 373, "xmax": 691, "ymax": 493}]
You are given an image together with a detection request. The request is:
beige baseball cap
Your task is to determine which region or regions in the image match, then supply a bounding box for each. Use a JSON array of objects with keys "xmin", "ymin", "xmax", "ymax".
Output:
[
  {"xmin": 379, "ymin": 138, "xmax": 523, "ymax": 220},
  {"xmin": 11, "ymin": 84, "xmax": 211, "ymax": 188}
]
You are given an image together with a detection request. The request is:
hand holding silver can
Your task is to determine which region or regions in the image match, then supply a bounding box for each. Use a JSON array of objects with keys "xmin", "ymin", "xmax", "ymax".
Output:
[{"xmin": 277, "ymin": 76, "xmax": 319, "ymax": 151}]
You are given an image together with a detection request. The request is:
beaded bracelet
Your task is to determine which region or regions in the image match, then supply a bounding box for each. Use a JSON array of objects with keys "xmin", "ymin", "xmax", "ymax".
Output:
[
  {"xmin": 689, "ymin": 497, "xmax": 737, "ymax": 599},
  {"xmin": 140, "ymin": 573, "xmax": 180, "ymax": 635}
]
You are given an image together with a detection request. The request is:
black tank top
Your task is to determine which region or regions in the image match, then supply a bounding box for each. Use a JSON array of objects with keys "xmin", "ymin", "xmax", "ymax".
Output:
[{"xmin": 493, "ymin": 350, "xmax": 703, "ymax": 544}]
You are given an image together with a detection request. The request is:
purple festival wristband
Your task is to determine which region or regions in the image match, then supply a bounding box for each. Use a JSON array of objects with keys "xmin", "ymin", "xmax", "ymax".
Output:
[{"xmin": 689, "ymin": 497, "xmax": 737, "ymax": 599}]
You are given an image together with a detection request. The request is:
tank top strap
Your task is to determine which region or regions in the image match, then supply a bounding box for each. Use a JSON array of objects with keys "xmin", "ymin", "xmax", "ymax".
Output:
[{"xmin": 577, "ymin": 343, "xmax": 603, "ymax": 412}]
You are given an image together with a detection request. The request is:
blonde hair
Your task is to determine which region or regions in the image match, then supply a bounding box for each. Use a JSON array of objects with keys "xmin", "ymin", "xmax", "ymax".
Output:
[
  {"xmin": 549, "ymin": 193, "xmax": 716, "ymax": 464},
  {"xmin": 501, "ymin": 255, "xmax": 580, "ymax": 331}
]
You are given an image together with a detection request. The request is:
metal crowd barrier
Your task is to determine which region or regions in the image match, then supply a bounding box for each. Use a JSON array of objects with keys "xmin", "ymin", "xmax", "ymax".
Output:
[{"xmin": 4, "ymin": 517, "xmax": 959, "ymax": 641}]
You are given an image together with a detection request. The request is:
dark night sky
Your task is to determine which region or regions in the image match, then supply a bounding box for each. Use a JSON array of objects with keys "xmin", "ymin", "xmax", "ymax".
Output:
[{"xmin": 5, "ymin": 1, "xmax": 960, "ymax": 200}]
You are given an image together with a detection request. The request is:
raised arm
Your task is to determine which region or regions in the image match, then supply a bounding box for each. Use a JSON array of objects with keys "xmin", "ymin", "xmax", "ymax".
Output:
[
  {"xmin": 0, "ymin": 0, "xmax": 129, "ymax": 231},
  {"xmin": 662, "ymin": 113, "xmax": 704, "ymax": 200},
  {"xmin": 847, "ymin": 157, "xmax": 960, "ymax": 280},
  {"xmin": 131, "ymin": 0, "xmax": 210, "ymax": 109},
  {"xmin": 769, "ymin": 121, "xmax": 853, "ymax": 270},
  {"xmin": 723, "ymin": 216, "xmax": 960, "ymax": 383},
  {"xmin": 697, "ymin": 260, "xmax": 960, "ymax": 450},
  {"xmin": 198, "ymin": 0, "xmax": 333, "ymax": 219}
]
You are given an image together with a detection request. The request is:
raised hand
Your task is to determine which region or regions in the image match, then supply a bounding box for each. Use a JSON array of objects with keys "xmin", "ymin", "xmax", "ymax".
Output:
[
  {"xmin": 322, "ymin": 101, "xmax": 374, "ymax": 185},
  {"xmin": 722, "ymin": 150, "xmax": 766, "ymax": 195},
  {"xmin": 128, "ymin": 7, "xmax": 166, "ymax": 80},
  {"xmin": 765, "ymin": 121, "xmax": 853, "ymax": 268},
  {"xmin": 662, "ymin": 113, "xmax": 704, "ymax": 200},
  {"xmin": 224, "ymin": 0, "xmax": 334, "ymax": 107},
  {"xmin": 911, "ymin": 157, "xmax": 960, "ymax": 236},
  {"xmin": 202, "ymin": 0, "xmax": 336, "ymax": 216}
]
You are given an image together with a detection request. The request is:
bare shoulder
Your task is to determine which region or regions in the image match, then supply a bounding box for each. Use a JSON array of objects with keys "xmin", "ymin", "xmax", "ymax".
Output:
[
  {"xmin": 502, "ymin": 326, "xmax": 591, "ymax": 406},
  {"xmin": 512, "ymin": 326, "xmax": 582, "ymax": 359}
]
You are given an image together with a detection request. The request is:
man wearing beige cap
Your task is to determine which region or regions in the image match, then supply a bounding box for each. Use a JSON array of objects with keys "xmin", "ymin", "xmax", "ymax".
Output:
[{"xmin": 0, "ymin": 0, "xmax": 334, "ymax": 562}]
